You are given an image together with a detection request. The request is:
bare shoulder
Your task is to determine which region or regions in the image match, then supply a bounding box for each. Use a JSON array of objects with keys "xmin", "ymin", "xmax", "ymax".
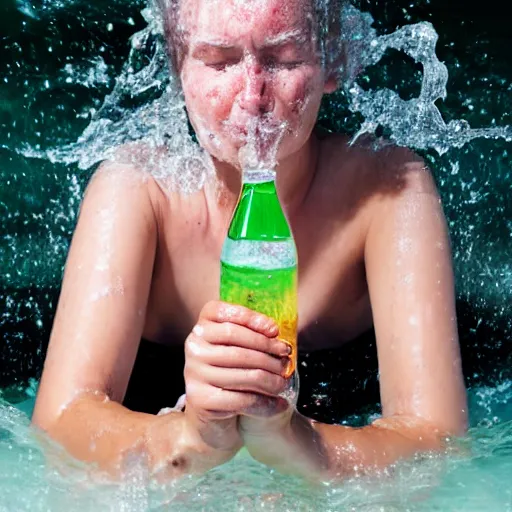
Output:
[
  {"xmin": 315, "ymin": 133, "xmax": 438, "ymax": 211},
  {"xmin": 86, "ymin": 144, "xmax": 173, "ymax": 226},
  {"xmin": 360, "ymin": 138, "xmax": 438, "ymax": 199}
]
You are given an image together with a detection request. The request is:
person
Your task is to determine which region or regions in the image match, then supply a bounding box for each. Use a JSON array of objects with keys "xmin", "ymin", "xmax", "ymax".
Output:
[{"xmin": 32, "ymin": 0, "xmax": 468, "ymax": 481}]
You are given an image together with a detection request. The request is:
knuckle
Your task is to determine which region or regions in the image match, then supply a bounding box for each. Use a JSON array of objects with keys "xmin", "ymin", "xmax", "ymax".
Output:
[
  {"xmin": 201, "ymin": 300, "xmax": 221, "ymax": 319},
  {"xmin": 250, "ymin": 314, "xmax": 270, "ymax": 330},
  {"xmin": 250, "ymin": 369, "xmax": 268, "ymax": 384},
  {"xmin": 191, "ymin": 322, "xmax": 206, "ymax": 338},
  {"xmin": 184, "ymin": 358, "xmax": 207, "ymax": 383},
  {"xmin": 184, "ymin": 379, "xmax": 200, "ymax": 398},
  {"xmin": 184, "ymin": 336, "xmax": 202, "ymax": 358},
  {"xmin": 184, "ymin": 336, "xmax": 194, "ymax": 356},
  {"xmin": 223, "ymin": 323, "xmax": 235, "ymax": 341},
  {"xmin": 218, "ymin": 302, "xmax": 246, "ymax": 323},
  {"xmin": 183, "ymin": 361, "xmax": 196, "ymax": 382}
]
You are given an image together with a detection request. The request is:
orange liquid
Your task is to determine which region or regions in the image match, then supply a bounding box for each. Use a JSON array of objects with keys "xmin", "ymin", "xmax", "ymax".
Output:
[{"xmin": 220, "ymin": 261, "xmax": 298, "ymax": 377}]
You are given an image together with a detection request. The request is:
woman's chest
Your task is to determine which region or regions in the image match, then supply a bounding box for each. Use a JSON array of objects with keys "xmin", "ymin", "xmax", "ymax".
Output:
[{"xmin": 143, "ymin": 219, "xmax": 372, "ymax": 349}]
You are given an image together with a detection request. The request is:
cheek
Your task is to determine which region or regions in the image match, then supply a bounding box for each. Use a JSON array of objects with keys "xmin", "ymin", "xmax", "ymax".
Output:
[
  {"xmin": 204, "ymin": 86, "xmax": 233, "ymax": 117},
  {"xmin": 183, "ymin": 67, "xmax": 242, "ymax": 122},
  {"xmin": 276, "ymin": 70, "xmax": 321, "ymax": 115}
]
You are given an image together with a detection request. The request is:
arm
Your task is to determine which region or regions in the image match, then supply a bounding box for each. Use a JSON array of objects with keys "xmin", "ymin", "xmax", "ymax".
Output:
[
  {"xmin": 240, "ymin": 159, "xmax": 468, "ymax": 480},
  {"xmin": 32, "ymin": 164, "xmax": 234, "ymax": 478}
]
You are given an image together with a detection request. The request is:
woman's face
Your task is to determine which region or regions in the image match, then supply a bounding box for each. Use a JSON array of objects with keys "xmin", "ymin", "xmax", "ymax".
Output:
[{"xmin": 178, "ymin": 0, "xmax": 335, "ymax": 169}]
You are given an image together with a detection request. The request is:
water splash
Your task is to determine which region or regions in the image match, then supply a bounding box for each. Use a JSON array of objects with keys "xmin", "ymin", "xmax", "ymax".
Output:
[
  {"xmin": 2, "ymin": 380, "xmax": 512, "ymax": 511},
  {"xmin": 345, "ymin": 14, "xmax": 512, "ymax": 154},
  {"xmin": 61, "ymin": 57, "xmax": 111, "ymax": 90},
  {"xmin": 16, "ymin": 0, "xmax": 145, "ymax": 18},
  {"xmin": 236, "ymin": 116, "xmax": 289, "ymax": 172},
  {"xmin": 18, "ymin": 4, "xmax": 212, "ymax": 194},
  {"xmin": 16, "ymin": 2, "xmax": 511, "ymax": 189},
  {"xmin": 15, "ymin": 0, "xmax": 39, "ymax": 19}
]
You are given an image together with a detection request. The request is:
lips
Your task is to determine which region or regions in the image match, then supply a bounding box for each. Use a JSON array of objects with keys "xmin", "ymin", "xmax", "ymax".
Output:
[
  {"xmin": 229, "ymin": 125, "xmax": 248, "ymax": 138},
  {"xmin": 225, "ymin": 118, "xmax": 288, "ymax": 141}
]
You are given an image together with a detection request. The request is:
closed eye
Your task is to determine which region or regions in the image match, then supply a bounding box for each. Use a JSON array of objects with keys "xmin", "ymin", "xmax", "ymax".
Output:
[
  {"xmin": 262, "ymin": 55, "xmax": 304, "ymax": 69},
  {"xmin": 205, "ymin": 59, "xmax": 240, "ymax": 71},
  {"xmin": 191, "ymin": 43, "xmax": 242, "ymax": 71}
]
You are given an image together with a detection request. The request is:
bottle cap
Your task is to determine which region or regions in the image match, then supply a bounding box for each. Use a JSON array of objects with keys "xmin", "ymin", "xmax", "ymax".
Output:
[{"xmin": 243, "ymin": 168, "xmax": 276, "ymax": 183}]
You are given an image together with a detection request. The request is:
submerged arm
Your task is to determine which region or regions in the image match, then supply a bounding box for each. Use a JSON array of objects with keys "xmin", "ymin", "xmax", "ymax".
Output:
[
  {"xmin": 241, "ymin": 158, "xmax": 468, "ymax": 480},
  {"xmin": 32, "ymin": 164, "xmax": 236, "ymax": 478}
]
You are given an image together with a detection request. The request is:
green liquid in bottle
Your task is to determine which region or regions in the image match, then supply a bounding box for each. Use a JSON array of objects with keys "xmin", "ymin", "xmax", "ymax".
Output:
[{"xmin": 220, "ymin": 171, "xmax": 298, "ymax": 378}]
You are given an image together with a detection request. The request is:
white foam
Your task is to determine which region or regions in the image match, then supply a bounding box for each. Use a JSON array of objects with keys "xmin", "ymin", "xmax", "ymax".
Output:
[{"xmin": 221, "ymin": 238, "xmax": 297, "ymax": 269}]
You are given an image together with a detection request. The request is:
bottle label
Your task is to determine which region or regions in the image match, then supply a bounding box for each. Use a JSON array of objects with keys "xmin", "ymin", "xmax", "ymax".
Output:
[{"xmin": 220, "ymin": 238, "xmax": 297, "ymax": 270}]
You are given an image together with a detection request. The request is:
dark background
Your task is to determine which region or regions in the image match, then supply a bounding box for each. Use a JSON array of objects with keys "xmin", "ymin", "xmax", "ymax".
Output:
[{"xmin": 0, "ymin": 0, "xmax": 510, "ymax": 413}]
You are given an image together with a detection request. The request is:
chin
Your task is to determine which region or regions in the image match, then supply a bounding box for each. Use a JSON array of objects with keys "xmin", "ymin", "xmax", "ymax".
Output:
[
  {"xmin": 203, "ymin": 143, "xmax": 242, "ymax": 169},
  {"xmin": 195, "ymin": 126, "xmax": 311, "ymax": 170}
]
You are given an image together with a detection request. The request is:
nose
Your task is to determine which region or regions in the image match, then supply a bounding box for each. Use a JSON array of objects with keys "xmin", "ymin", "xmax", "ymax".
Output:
[{"xmin": 238, "ymin": 59, "xmax": 273, "ymax": 115}]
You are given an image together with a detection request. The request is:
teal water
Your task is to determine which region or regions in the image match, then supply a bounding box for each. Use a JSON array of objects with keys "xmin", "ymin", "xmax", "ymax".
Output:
[
  {"xmin": 1, "ymin": 0, "xmax": 511, "ymax": 509},
  {"xmin": 1, "ymin": 382, "xmax": 511, "ymax": 511}
]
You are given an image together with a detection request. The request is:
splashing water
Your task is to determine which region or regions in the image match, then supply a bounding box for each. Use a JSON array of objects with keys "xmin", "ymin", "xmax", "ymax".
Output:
[
  {"xmin": 346, "ymin": 13, "xmax": 512, "ymax": 154},
  {"xmin": 235, "ymin": 116, "xmax": 289, "ymax": 171},
  {"xmin": 18, "ymin": 4, "xmax": 213, "ymax": 193},
  {"xmin": 15, "ymin": 2, "xmax": 511, "ymax": 175},
  {"xmin": 1, "ymin": 380, "xmax": 512, "ymax": 511},
  {"xmin": 1, "ymin": 0, "xmax": 511, "ymax": 510}
]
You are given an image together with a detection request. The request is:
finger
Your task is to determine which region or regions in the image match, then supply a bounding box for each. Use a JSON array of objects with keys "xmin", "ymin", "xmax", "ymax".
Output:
[
  {"xmin": 190, "ymin": 365, "xmax": 288, "ymax": 397},
  {"xmin": 242, "ymin": 394, "xmax": 289, "ymax": 418},
  {"xmin": 200, "ymin": 300, "xmax": 278, "ymax": 337},
  {"xmin": 191, "ymin": 321, "xmax": 290, "ymax": 357},
  {"xmin": 186, "ymin": 384, "xmax": 288, "ymax": 419},
  {"xmin": 185, "ymin": 336, "xmax": 288, "ymax": 375}
]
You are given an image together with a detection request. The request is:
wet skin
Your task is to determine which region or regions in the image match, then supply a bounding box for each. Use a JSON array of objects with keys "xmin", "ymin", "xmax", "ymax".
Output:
[{"xmin": 33, "ymin": 0, "xmax": 467, "ymax": 480}]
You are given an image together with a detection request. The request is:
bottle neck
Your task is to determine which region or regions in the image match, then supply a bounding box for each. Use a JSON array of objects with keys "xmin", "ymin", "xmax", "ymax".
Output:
[{"xmin": 228, "ymin": 176, "xmax": 292, "ymax": 241}]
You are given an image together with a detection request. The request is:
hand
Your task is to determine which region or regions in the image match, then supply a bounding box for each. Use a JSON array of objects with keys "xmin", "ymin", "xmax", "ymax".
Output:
[
  {"xmin": 183, "ymin": 300, "xmax": 291, "ymax": 454},
  {"xmin": 238, "ymin": 376, "xmax": 297, "ymax": 466}
]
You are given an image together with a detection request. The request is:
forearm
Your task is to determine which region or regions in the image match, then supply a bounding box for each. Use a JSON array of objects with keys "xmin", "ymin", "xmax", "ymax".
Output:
[
  {"xmin": 310, "ymin": 415, "xmax": 447, "ymax": 479},
  {"xmin": 242, "ymin": 412, "xmax": 449, "ymax": 481},
  {"xmin": 33, "ymin": 392, "xmax": 237, "ymax": 478}
]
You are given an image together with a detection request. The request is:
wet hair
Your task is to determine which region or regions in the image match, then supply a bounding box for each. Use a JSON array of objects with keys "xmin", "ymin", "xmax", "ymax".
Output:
[
  {"xmin": 155, "ymin": 0, "xmax": 346, "ymax": 78},
  {"xmin": 155, "ymin": 0, "xmax": 188, "ymax": 75}
]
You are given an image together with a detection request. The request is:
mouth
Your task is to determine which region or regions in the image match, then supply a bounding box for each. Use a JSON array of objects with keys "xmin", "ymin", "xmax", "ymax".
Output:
[
  {"xmin": 217, "ymin": 116, "xmax": 291, "ymax": 169},
  {"xmin": 224, "ymin": 118, "xmax": 289, "ymax": 144},
  {"xmin": 229, "ymin": 125, "xmax": 248, "ymax": 140}
]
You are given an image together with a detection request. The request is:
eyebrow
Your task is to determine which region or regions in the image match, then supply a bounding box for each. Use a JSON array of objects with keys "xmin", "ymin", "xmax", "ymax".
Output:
[
  {"xmin": 260, "ymin": 29, "xmax": 307, "ymax": 48},
  {"xmin": 191, "ymin": 39, "xmax": 237, "ymax": 51},
  {"xmin": 190, "ymin": 29, "xmax": 308, "ymax": 53}
]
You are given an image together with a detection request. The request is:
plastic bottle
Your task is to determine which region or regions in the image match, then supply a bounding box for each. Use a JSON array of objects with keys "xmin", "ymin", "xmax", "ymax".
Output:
[{"xmin": 220, "ymin": 169, "xmax": 298, "ymax": 384}]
